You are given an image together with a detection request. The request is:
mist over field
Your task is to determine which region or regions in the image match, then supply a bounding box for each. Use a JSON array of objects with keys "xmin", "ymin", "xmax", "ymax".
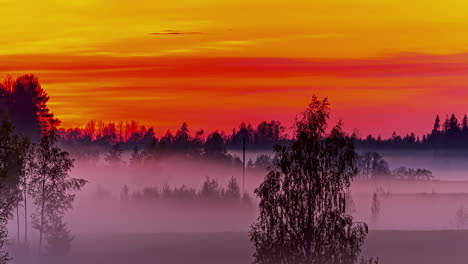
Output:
[
  {"xmin": 8, "ymin": 149, "xmax": 468, "ymax": 236},
  {"xmin": 6, "ymin": 149, "xmax": 468, "ymax": 264}
]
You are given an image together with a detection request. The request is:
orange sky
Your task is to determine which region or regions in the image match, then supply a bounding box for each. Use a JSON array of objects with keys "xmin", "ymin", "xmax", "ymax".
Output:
[{"xmin": 2, "ymin": 0, "xmax": 468, "ymax": 137}]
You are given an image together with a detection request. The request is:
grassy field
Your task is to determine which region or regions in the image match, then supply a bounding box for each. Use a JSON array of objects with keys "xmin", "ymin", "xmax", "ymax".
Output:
[{"xmin": 15, "ymin": 230, "xmax": 468, "ymax": 264}]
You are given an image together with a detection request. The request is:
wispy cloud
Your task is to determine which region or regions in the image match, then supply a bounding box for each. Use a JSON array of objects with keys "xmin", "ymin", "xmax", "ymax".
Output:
[
  {"xmin": 151, "ymin": 30, "xmax": 203, "ymax": 36},
  {"xmin": 106, "ymin": 96, "xmax": 169, "ymax": 101}
]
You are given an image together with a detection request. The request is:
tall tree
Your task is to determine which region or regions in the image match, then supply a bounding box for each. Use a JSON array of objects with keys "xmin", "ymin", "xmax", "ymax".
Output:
[
  {"xmin": 462, "ymin": 115, "xmax": 468, "ymax": 141},
  {"xmin": 432, "ymin": 115, "xmax": 441, "ymax": 134},
  {"xmin": 29, "ymin": 132, "xmax": 86, "ymax": 255},
  {"xmin": 0, "ymin": 111, "xmax": 30, "ymax": 262},
  {"xmin": 446, "ymin": 114, "xmax": 461, "ymax": 146},
  {"xmin": 104, "ymin": 143, "xmax": 124, "ymax": 166},
  {"xmin": 10, "ymin": 75, "xmax": 59, "ymax": 141},
  {"xmin": 204, "ymin": 131, "xmax": 227, "ymax": 160},
  {"xmin": 250, "ymin": 96, "xmax": 367, "ymax": 264}
]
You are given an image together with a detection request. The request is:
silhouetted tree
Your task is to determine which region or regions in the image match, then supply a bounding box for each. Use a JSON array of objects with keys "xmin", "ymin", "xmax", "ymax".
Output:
[
  {"xmin": 120, "ymin": 185, "xmax": 130, "ymax": 201},
  {"xmin": 9, "ymin": 75, "xmax": 59, "ymax": 141},
  {"xmin": 432, "ymin": 115, "xmax": 441, "ymax": 134},
  {"xmin": 345, "ymin": 189, "xmax": 356, "ymax": 215},
  {"xmin": 161, "ymin": 184, "xmax": 197, "ymax": 201},
  {"xmin": 224, "ymin": 177, "xmax": 241, "ymax": 201},
  {"xmin": 129, "ymin": 146, "xmax": 143, "ymax": 167},
  {"xmin": 370, "ymin": 192, "xmax": 380, "ymax": 224},
  {"xmin": 199, "ymin": 177, "xmax": 222, "ymax": 201},
  {"xmin": 45, "ymin": 217, "xmax": 73, "ymax": 257},
  {"xmin": 357, "ymin": 152, "xmax": 391, "ymax": 179},
  {"xmin": 105, "ymin": 143, "xmax": 124, "ymax": 166},
  {"xmin": 29, "ymin": 132, "xmax": 86, "ymax": 255},
  {"xmin": 359, "ymin": 257, "xmax": 379, "ymax": 264},
  {"xmin": 462, "ymin": 115, "xmax": 468, "ymax": 141},
  {"xmin": 0, "ymin": 111, "xmax": 31, "ymax": 262},
  {"xmin": 250, "ymin": 96, "xmax": 367, "ymax": 264},
  {"xmin": 255, "ymin": 121, "xmax": 285, "ymax": 146},
  {"xmin": 175, "ymin": 123, "xmax": 190, "ymax": 148},
  {"xmin": 254, "ymin": 154, "xmax": 272, "ymax": 169},
  {"xmin": 204, "ymin": 132, "xmax": 227, "ymax": 160}
]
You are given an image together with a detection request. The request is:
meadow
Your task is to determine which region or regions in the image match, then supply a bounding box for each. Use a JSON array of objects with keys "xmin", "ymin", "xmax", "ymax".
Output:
[{"xmin": 12, "ymin": 231, "xmax": 468, "ymax": 264}]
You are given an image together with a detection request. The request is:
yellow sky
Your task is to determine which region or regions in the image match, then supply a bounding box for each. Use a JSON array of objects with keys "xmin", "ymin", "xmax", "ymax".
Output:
[{"xmin": 1, "ymin": 0, "xmax": 468, "ymax": 58}]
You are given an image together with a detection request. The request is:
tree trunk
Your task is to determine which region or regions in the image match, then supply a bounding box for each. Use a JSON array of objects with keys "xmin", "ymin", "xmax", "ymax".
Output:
[
  {"xmin": 38, "ymin": 173, "xmax": 46, "ymax": 255},
  {"xmin": 16, "ymin": 204, "xmax": 20, "ymax": 244},
  {"xmin": 24, "ymin": 181, "xmax": 28, "ymax": 245}
]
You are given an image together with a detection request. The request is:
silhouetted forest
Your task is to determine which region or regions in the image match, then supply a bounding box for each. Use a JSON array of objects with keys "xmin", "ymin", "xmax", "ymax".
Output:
[
  {"xmin": 59, "ymin": 120, "xmax": 287, "ymax": 155},
  {"xmin": 59, "ymin": 114, "xmax": 468, "ymax": 162},
  {"xmin": 3, "ymin": 74, "xmax": 468, "ymax": 161},
  {"xmin": 356, "ymin": 114, "xmax": 468, "ymax": 150},
  {"xmin": 57, "ymin": 121, "xmax": 289, "ymax": 166},
  {"xmin": 356, "ymin": 152, "xmax": 433, "ymax": 181},
  {"xmin": 116, "ymin": 177, "xmax": 253, "ymax": 207}
]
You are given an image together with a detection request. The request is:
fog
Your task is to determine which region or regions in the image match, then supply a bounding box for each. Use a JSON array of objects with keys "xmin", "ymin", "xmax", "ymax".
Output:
[
  {"xmin": 38, "ymin": 151, "xmax": 468, "ymax": 233},
  {"xmin": 9, "ymin": 150, "xmax": 468, "ymax": 263},
  {"xmin": 62, "ymin": 157, "xmax": 262, "ymax": 233}
]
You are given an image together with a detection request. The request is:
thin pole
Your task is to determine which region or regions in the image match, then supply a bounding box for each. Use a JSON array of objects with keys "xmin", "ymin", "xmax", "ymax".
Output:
[
  {"xmin": 242, "ymin": 137, "xmax": 245, "ymax": 195},
  {"xmin": 16, "ymin": 204, "xmax": 19, "ymax": 244}
]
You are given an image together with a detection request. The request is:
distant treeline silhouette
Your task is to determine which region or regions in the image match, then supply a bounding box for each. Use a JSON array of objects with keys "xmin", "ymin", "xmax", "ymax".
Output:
[
  {"xmin": 357, "ymin": 152, "xmax": 433, "ymax": 181},
  {"xmin": 356, "ymin": 114, "xmax": 468, "ymax": 149},
  {"xmin": 115, "ymin": 177, "xmax": 252, "ymax": 206},
  {"xmin": 59, "ymin": 121, "xmax": 288, "ymax": 163},
  {"xmin": 59, "ymin": 120, "xmax": 287, "ymax": 148}
]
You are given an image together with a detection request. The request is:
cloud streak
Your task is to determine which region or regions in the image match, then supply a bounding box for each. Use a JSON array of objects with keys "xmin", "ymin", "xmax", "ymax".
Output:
[{"xmin": 151, "ymin": 30, "xmax": 203, "ymax": 36}]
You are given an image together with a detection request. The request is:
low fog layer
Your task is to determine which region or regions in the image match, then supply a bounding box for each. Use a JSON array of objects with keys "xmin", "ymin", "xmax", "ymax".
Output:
[{"xmin": 5, "ymin": 151, "xmax": 467, "ymax": 236}]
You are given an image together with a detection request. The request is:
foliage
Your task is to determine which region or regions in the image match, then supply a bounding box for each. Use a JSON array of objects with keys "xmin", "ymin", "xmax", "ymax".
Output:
[
  {"xmin": 370, "ymin": 192, "xmax": 380, "ymax": 224},
  {"xmin": 250, "ymin": 96, "xmax": 367, "ymax": 264},
  {"xmin": 357, "ymin": 152, "xmax": 390, "ymax": 179},
  {"xmin": 29, "ymin": 132, "xmax": 86, "ymax": 255},
  {"xmin": 356, "ymin": 153, "xmax": 433, "ymax": 181},
  {"xmin": 253, "ymin": 154, "xmax": 273, "ymax": 169},
  {"xmin": 455, "ymin": 205, "xmax": 468, "ymax": 230},
  {"xmin": 126, "ymin": 177, "xmax": 251, "ymax": 207},
  {"xmin": 224, "ymin": 177, "xmax": 241, "ymax": 201},
  {"xmin": 359, "ymin": 257, "xmax": 379, "ymax": 264},
  {"xmin": 0, "ymin": 112, "xmax": 30, "ymax": 263},
  {"xmin": 199, "ymin": 177, "xmax": 222, "ymax": 201},
  {"xmin": 104, "ymin": 143, "xmax": 124, "ymax": 166},
  {"xmin": 45, "ymin": 217, "xmax": 73, "ymax": 257}
]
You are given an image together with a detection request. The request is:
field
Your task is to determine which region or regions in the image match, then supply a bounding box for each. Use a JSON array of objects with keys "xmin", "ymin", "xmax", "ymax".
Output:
[{"xmin": 15, "ymin": 231, "xmax": 468, "ymax": 264}]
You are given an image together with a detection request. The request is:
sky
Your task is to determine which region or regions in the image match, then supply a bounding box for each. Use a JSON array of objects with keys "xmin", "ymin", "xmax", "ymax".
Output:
[{"xmin": 1, "ymin": 0, "xmax": 468, "ymax": 137}]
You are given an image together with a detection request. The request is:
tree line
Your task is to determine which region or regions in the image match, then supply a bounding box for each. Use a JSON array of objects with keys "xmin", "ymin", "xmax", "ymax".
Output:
[
  {"xmin": 60, "ymin": 120, "xmax": 287, "ymax": 150},
  {"xmin": 356, "ymin": 152, "xmax": 433, "ymax": 181},
  {"xmin": 356, "ymin": 114, "xmax": 468, "ymax": 149},
  {"xmin": 116, "ymin": 177, "xmax": 252, "ymax": 207},
  {"xmin": 59, "ymin": 120, "xmax": 288, "ymax": 162}
]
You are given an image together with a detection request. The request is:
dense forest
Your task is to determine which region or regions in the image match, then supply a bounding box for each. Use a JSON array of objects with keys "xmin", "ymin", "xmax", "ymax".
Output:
[
  {"xmin": 355, "ymin": 114, "xmax": 468, "ymax": 149},
  {"xmin": 59, "ymin": 114, "xmax": 468, "ymax": 159}
]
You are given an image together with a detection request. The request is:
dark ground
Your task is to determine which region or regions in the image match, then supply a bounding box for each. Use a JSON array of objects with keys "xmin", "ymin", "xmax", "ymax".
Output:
[{"xmin": 11, "ymin": 230, "xmax": 468, "ymax": 264}]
